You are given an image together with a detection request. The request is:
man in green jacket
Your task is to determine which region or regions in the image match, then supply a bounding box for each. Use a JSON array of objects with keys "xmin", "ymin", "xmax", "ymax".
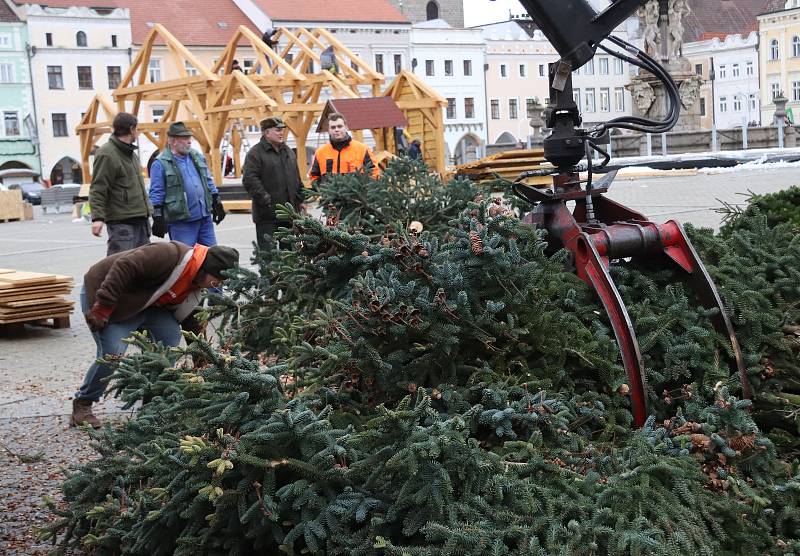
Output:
[
  {"xmin": 89, "ymin": 113, "xmax": 152, "ymax": 256},
  {"xmin": 242, "ymin": 116, "xmax": 305, "ymax": 250}
]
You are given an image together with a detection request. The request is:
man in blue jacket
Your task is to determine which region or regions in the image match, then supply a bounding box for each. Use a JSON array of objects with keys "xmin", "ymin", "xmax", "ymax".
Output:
[{"xmin": 149, "ymin": 122, "xmax": 226, "ymax": 246}]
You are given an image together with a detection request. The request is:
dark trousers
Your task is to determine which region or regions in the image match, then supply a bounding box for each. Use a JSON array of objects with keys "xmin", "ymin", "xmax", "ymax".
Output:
[{"xmin": 106, "ymin": 219, "xmax": 150, "ymax": 256}]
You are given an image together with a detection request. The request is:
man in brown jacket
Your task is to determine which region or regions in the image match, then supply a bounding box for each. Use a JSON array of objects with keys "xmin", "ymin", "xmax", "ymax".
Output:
[{"xmin": 71, "ymin": 241, "xmax": 239, "ymax": 428}]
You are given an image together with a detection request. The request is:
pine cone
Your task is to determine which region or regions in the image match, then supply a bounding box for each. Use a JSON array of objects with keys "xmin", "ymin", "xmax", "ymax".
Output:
[
  {"xmin": 728, "ymin": 433, "xmax": 756, "ymax": 452},
  {"xmin": 469, "ymin": 231, "xmax": 484, "ymax": 255}
]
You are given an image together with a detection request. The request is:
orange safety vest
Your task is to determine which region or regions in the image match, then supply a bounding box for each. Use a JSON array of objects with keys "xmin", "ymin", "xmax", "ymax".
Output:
[
  {"xmin": 309, "ymin": 138, "xmax": 380, "ymax": 183},
  {"xmin": 155, "ymin": 244, "xmax": 209, "ymax": 306}
]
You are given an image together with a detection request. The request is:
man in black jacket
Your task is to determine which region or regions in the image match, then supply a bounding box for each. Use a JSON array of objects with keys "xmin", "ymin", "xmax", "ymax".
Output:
[{"xmin": 242, "ymin": 117, "xmax": 305, "ymax": 250}]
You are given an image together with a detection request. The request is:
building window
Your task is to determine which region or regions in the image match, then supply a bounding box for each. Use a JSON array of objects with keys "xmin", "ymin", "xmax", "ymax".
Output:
[
  {"xmin": 0, "ymin": 34, "xmax": 10, "ymax": 48},
  {"xmin": 732, "ymin": 63, "xmax": 740, "ymax": 77},
  {"xmin": 243, "ymin": 59, "xmax": 254, "ymax": 74},
  {"xmin": 148, "ymin": 59, "xmax": 161, "ymax": 83},
  {"xmin": 394, "ymin": 54, "xmax": 402, "ymax": 74},
  {"xmin": 4, "ymin": 111, "xmax": 19, "ymax": 136},
  {"xmin": 719, "ymin": 65, "xmax": 726, "ymax": 79},
  {"xmin": 733, "ymin": 96, "xmax": 742, "ymax": 111},
  {"xmin": 573, "ymin": 88, "xmax": 581, "ymax": 109},
  {"xmin": 585, "ymin": 88, "xmax": 596, "ymax": 112},
  {"xmin": 794, "ymin": 36, "xmax": 800, "ymax": 57},
  {"xmin": 746, "ymin": 61, "xmax": 754, "ymax": 76},
  {"xmin": 107, "ymin": 66, "xmax": 121, "ymax": 89},
  {"xmin": 584, "ymin": 59, "xmax": 594, "ymax": 75},
  {"xmin": 47, "ymin": 65, "xmax": 63, "ymax": 89},
  {"xmin": 184, "ymin": 61, "xmax": 198, "ymax": 76},
  {"xmin": 500, "ymin": 64, "xmax": 507, "ymax": 78},
  {"xmin": 445, "ymin": 59, "xmax": 453, "ymax": 76},
  {"xmin": 374, "ymin": 53, "xmax": 384, "ymax": 74},
  {"xmin": 0, "ymin": 63, "xmax": 12, "ymax": 83},
  {"xmin": 285, "ymin": 53, "xmax": 294, "ymax": 65},
  {"xmin": 76, "ymin": 31, "xmax": 87, "ymax": 47},
  {"xmin": 463, "ymin": 59, "xmax": 472, "ymax": 76},
  {"xmin": 793, "ymin": 81, "xmax": 800, "ymax": 102},
  {"xmin": 614, "ymin": 87, "xmax": 625, "ymax": 112},
  {"xmin": 446, "ymin": 97, "xmax": 456, "ymax": 119},
  {"xmin": 539, "ymin": 64, "xmax": 546, "ymax": 77},
  {"xmin": 719, "ymin": 96, "xmax": 727, "ymax": 113},
  {"xmin": 518, "ymin": 63, "xmax": 526, "ymax": 77},
  {"xmin": 45, "ymin": 32, "xmax": 52, "ymax": 46},
  {"xmin": 526, "ymin": 97, "xmax": 538, "ymax": 118},
  {"xmin": 614, "ymin": 58, "xmax": 624, "ymax": 74},
  {"xmin": 52, "ymin": 113, "xmax": 68, "ymax": 137},
  {"xmin": 464, "ymin": 97, "xmax": 474, "ymax": 119},
  {"xmin": 600, "ymin": 88, "xmax": 610, "ymax": 112},
  {"xmin": 771, "ymin": 82, "xmax": 781, "ymax": 100},
  {"xmin": 770, "ymin": 39, "xmax": 779, "ymax": 60},
  {"xmin": 425, "ymin": 59, "xmax": 434, "ymax": 76},
  {"xmin": 695, "ymin": 63, "xmax": 703, "ymax": 75},
  {"xmin": 508, "ymin": 98, "xmax": 518, "ymax": 119},
  {"xmin": 490, "ymin": 99, "xmax": 500, "ymax": 119},
  {"xmin": 426, "ymin": 0, "xmax": 439, "ymax": 20},
  {"xmin": 152, "ymin": 107, "xmax": 165, "ymax": 122},
  {"xmin": 598, "ymin": 57, "xmax": 609, "ymax": 75},
  {"xmin": 749, "ymin": 93, "xmax": 757, "ymax": 111},
  {"xmin": 699, "ymin": 97, "xmax": 706, "ymax": 116},
  {"xmin": 111, "ymin": 34, "xmax": 117, "ymax": 47},
  {"xmin": 77, "ymin": 66, "xmax": 93, "ymax": 89}
]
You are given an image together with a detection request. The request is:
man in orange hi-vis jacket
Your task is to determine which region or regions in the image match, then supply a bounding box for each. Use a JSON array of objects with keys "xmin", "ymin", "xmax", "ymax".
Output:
[{"xmin": 308, "ymin": 112, "xmax": 380, "ymax": 186}]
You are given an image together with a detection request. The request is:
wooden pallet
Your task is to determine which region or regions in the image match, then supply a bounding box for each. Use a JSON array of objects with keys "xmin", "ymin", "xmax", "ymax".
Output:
[
  {"xmin": 222, "ymin": 199, "xmax": 252, "ymax": 213},
  {"xmin": 0, "ymin": 269, "xmax": 74, "ymax": 330},
  {"xmin": 452, "ymin": 148, "xmax": 552, "ymax": 185},
  {"xmin": 0, "ymin": 314, "xmax": 71, "ymax": 334}
]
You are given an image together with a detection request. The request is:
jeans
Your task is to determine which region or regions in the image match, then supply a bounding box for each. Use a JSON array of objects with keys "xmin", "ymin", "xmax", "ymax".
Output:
[
  {"xmin": 75, "ymin": 287, "xmax": 182, "ymax": 402},
  {"xmin": 168, "ymin": 215, "xmax": 217, "ymax": 247},
  {"xmin": 107, "ymin": 219, "xmax": 151, "ymax": 256}
]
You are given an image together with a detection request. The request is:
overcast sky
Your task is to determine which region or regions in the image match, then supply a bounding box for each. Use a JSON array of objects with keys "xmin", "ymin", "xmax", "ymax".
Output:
[
  {"xmin": 462, "ymin": 0, "xmax": 612, "ymax": 27},
  {"xmin": 463, "ymin": 0, "xmax": 524, "ymax": 27}
]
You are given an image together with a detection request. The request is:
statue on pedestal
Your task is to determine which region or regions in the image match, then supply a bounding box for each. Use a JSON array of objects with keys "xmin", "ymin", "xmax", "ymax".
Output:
[
  {"xmin": 639, "ymin": 0, "xmax": 661, "ymax": 58},
  {"xmin": 668, "ymin": 0, "xmax": 691, "ymax": 61}
]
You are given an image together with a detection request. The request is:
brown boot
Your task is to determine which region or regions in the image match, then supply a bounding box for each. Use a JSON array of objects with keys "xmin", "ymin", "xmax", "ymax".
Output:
[{"xmin": 70, "ymin": 399, "xmax": 101, "ymax": 429}]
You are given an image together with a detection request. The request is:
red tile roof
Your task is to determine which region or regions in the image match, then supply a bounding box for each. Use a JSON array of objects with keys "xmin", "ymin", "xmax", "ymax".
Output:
[
  {"xmin": 13, "ymin": 0, "xmax": 259, "ymax": 45},
  {"xmin": 316, "ymin": 97, "xmax": 408, "ymax": 132},
  {"xmin": 0, "ymin": 1, "xmax": 21, "ymax": 22},
  {"xmin": 254, "ymin": 0, "xmax": 408, "ymax": 24},
  {"xmin": 684, "ymin": 0, "xmax": 779, "ymax": 42}
]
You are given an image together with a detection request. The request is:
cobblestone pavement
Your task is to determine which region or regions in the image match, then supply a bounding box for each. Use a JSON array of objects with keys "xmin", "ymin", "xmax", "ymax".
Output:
[{"xmin": 0, "ymin": 166, "xmax": 797, "ymax": 552}]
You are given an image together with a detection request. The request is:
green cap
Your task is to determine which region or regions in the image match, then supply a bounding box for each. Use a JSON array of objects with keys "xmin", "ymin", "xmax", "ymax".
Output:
[
  {"xmin": 167, "ymin": 121, "xmax": 193, "ymax": 137},
  {"xmin": 260, "ymin": 116, "xmax": 287, "ymax": 130}
]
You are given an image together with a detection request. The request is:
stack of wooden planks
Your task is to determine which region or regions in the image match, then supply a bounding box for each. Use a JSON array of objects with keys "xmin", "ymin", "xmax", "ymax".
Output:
[
  {"xmin": 451, "ymin": 149, "xmax": 552, "ymax": 186},
  {"xmin": 0, "ymin": 269, "xmax": 74, "ymax": 329}
]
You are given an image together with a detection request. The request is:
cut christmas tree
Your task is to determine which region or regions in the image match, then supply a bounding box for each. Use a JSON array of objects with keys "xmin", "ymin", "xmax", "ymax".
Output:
[{"xmin": 42, "ymin": 162, "xmax": 800, "ymax": 555}]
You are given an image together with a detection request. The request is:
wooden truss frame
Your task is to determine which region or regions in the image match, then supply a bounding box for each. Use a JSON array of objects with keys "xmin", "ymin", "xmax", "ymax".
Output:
[{"xmin": 77, "ymin": 24, "xmax": 447, "ymax": 185}]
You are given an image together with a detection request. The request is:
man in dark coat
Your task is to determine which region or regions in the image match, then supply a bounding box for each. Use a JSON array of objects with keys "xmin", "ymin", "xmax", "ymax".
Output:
[
  {"xmin": 242, "ymin": 116, "xmax": 305, "ymax": 250},
  {"xmin": 71, "ymin": 241, "xmax": 239, "ymax": 428}
]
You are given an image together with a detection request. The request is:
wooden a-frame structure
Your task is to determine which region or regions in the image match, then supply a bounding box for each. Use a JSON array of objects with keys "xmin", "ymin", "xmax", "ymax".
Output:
[{"xmin": 77, "ymin": 24, "xmax": 446, "ymax": 185}]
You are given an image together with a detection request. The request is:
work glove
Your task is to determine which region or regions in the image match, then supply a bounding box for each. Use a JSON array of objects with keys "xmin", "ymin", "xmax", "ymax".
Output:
[
  {"xmin": 212, "ymin": 193, "xmax": 226, "ymax": 225},
  {"xmin": 151, "ymin": 206, "xmax": 167, "ymax": 238},
  {"xmin": 85, "ymin": 302, "xmax": 115, "ymax": 332}
]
